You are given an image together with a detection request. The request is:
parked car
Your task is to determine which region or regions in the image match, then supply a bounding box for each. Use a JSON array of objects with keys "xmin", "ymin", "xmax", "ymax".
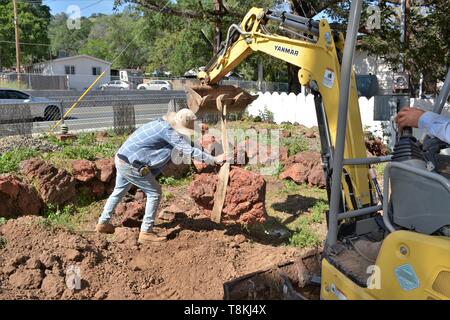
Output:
[
  {"xmin": 99, "ymin": 80, "xmax": 134, "ymax": 91},
  {"xmin": 138, "ymin": 80, "xmax": 173, "ymax": 91},
  {"xmin": 0, "ymin": 89, "xmax": 61, "ymax": 121}
]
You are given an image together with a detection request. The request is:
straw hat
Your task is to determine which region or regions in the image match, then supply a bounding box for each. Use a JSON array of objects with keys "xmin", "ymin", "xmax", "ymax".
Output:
[{"xmin": 163, "ymin": 109, "xmax": 197, "ymax": 136}]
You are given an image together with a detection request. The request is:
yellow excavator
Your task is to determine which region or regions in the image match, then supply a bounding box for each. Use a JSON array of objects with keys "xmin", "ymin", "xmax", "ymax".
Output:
[{"xmin": 186, "ymin": 1, "xmax": 450, "ymax": 300}]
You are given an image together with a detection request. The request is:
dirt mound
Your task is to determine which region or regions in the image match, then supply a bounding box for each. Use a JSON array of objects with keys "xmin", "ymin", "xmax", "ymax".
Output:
[
  {"xmin": 280, "ymin": 152, "xmax": 326, "ymax": 188},
  {"xmin": 0, "ymin": 215, "xmax": 310, "ymax": 300},
  {"xmin": 365, "ymin": 138, "xmax": 389, "ymax": 157},
  {"xmin": 188, "ymin": 167, "xmax": 267, "ymax": 224},
  {"xmin": 0, "ymin": 175, "xmax": 42, "ymax": 218},
  {"xmin": 20, "ymin": 159, "xmax": 77, "ymax": 206}
]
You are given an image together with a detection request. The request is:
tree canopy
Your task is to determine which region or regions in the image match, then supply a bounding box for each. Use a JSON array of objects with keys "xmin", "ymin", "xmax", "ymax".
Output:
[
  {"xmin": 0, "ymin": 0, "xmax": 51, "ymax": 69},
  {"xmin": 1, "ymin": 0, "xmax": 448, "ymax": 93}
]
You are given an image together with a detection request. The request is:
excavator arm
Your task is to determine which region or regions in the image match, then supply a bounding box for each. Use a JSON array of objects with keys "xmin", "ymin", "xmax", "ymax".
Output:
[{"xmin": 190, "ymin": 7, "xmax": 374, "ymax": 210}]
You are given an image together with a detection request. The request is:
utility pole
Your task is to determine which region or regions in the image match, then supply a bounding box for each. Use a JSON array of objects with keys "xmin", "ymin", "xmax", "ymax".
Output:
[
  {"xmin": 213, "ymin": 0, "xmax": 222, "ymax": 56},
  {"xmin": 13, "ymin": 0, "xmax": 21, "ymax": 75}
]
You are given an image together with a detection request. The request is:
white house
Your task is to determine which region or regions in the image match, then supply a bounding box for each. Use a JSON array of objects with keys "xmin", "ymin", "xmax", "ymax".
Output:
[
  {"xmin": 32, "ymin": 55, "xmax": 111, "ymax": 90},
  {"xmin": 354, "ymin": 49, "xmax": 394, "ymax": 95}
]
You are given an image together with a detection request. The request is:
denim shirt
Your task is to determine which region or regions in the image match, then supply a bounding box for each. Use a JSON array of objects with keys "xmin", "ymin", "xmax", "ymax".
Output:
[{"xmin": 117, "ymin": 119, "xmax": 215, "ymax": 171}]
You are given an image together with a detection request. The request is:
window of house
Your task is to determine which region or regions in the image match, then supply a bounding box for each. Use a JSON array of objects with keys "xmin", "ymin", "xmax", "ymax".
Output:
[
  {"xmin": 92, "ymin": 67, "xmax": 102, "ymax": 76},
  {"xmin": 65, "ymin": 65, "xmax": 75, "ymax": 75}
]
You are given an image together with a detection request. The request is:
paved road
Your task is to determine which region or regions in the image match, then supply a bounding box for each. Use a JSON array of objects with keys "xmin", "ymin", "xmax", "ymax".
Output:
[{"xmin": 1, "ymin": 91, "xmax": 188, "ymax": 136}]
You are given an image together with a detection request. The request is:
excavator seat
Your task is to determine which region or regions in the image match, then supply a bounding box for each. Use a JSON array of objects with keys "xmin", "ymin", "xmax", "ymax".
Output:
[{"xmin": 390, "ymin": 164, "xmax": 450, "ymax": 235}]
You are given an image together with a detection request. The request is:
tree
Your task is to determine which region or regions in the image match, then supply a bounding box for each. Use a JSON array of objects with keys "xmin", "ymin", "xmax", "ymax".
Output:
[
  {"xmin": 80, "ymin": 9, "xmax": 151, "ymax": 69},
  {"xmin": 0, "ymin": 0, "xmax": 51, "ymax": 69},
  {"xmin": 325, "ymin": 0, "xmax": 450, "ymax": 95},
  {"xmin": 118, "ymin": 0, "xmax": 287, "ymax": 78},
  {"xmin": 48, "ymin": 13, "xmax": 93, "ymax": 57}
]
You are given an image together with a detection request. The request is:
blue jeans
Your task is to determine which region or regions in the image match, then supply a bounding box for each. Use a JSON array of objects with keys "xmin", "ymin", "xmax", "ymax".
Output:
[{"xmin": 99, "ymin": 156, "xmax": 161, "ymax": 233}]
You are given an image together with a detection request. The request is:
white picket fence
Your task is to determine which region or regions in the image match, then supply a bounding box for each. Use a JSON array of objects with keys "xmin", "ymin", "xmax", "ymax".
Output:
[{"xmin": 247, "ymin": 91, "xmax": 447, "ymax": 148}]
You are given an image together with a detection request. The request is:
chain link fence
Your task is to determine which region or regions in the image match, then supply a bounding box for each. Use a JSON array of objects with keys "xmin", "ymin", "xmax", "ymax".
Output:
[{"xmin": 0, "ymin": 92, "xmax": 188, "ymax": 137}]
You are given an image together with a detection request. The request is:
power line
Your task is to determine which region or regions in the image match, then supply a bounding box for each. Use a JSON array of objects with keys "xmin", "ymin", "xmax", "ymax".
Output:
[{"xmin": 0, "ymin": 40, "xmax": 51, "ymax": 46}]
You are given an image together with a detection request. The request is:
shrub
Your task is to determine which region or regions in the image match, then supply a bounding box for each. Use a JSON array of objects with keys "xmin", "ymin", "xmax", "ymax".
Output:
[{"xmin": 282, "ymin": 136, "xmax": 308, "ymax": 156}]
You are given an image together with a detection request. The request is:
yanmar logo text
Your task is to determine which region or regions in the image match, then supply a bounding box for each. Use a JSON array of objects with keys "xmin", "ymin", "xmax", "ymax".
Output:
[{"xmin": 275, "ymin": 45, "xmax": 299, "ymax": 56}]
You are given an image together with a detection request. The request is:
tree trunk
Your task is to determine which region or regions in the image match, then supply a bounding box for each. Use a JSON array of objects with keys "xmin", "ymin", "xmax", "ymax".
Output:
[
  {"xmin": 287, "ymin": 0, "xmax": 315, "ymax": 93},
  {"xmin": 287, "ymin": 64, "xmax": 302, "ymax": 94}
]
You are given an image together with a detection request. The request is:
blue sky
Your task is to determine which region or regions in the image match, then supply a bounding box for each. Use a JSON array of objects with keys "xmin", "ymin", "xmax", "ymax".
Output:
[{"xmin": 43, "ymin": 0, "xmax": 122, "ymax": 17}]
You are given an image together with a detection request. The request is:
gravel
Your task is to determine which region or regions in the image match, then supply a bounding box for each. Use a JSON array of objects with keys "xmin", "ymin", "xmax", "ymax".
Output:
[{"xmin": 0, "ymin": 135, "xmax": 61, "ymax": 154}]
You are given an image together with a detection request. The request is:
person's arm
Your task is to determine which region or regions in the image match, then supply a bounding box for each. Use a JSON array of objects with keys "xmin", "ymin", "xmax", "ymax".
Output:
[
  {"xmin": 163, "ymin": 127, "xmax": 217, "ymax": 164},
  {"xmin": 418, "ymin": 111, "xmax": 450, "ymax": 144}
]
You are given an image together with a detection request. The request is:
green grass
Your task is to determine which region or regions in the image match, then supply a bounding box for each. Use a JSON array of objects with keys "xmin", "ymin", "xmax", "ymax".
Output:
[
  {"xmin": 0, "ymin": 80, "xmax": 29, "ymax": 90},
  {"xmin": 0, "ymin": 236, "xmax": 7, "ymax": 249},
  {"xmin": 42, "ymin": 131, "xmax": 127, "ymax": 162},
  {"xmin": 280, "ymin": 180, "xmax": 301, "ymax": 194},
  {"xmin": 282, "ymin": 136, "xmax": 308, "ymax": 157},
  {"xmin": 288, "ymin": 217, "xmax": 321, "ymax": 248},
  {"xmin": 374, "ymin": 163, "xmax": 387, "ymax": 176},
  {"xmin": 162, "ymin": 191, "xmax": 174, "ymax": 201},
  {"xmin": 310, "ymin": 200, "xmax": 328, "ymax": 224},
  {"xmin": 42, "ymin": 204, "xmax": 78, "ymax": 231},
  {"xmin": 158, "ymin": 174, "xmax": 193, "ymax": 187},
  {"xmin": 0, "ymin": 217, "xmax": 6, "ymax": 226},
  {"xmin": 0, "ymin": 148, "xmax": 39, "ymax": 173}
]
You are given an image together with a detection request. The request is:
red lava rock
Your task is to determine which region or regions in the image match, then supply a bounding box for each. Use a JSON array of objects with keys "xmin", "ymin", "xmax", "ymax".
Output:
[
  {"xmin": 134, "ymin": 190, "xmax": 146, "ymax": 201},
  {"xmin": 308, "ymin": 165, "xmax": 327, "ymax": 188},
  {"xmin": 282, "ymin": 130, "xmax": 291, "ymax": 138},
  {"xmin": 20, "ymin": 159, "xmax": 77, "ymax": 206},
  {"xmin": 365, "ymin": 138, "xmax": 389, "ymax": 156},
  {"xmin": 304, "ymin": 130, "xmax": 316, "ymax": 138},
  {"xmin": 280, "ymin": 152, "xmax": 325, "ymax": 188},
  {"xmin": 158, "ymin": 204, "xmax": 183, "ymax": 222},
  {"xmin": 95, "ymin": 158, "xmax": 116, "ymax": 183},
  {"xmin": 84, "ymin": 180, "xmax": 105, "ymax": 198},
  {"xmin": 0, "ymin": 174, "xmax": 42, "ymax": 218},
  {"xmin": 72, "ymin": 160, "xmax": 97, "ymax": 182},
  {"xmin": 188, "ymin": 167, "xmax": 267, "ymax": 225},
  {"xmin": 160, "ymin": 161, "xmax": 191, "ymax": 179},
  {"xmin": 105, "ymin": 178, "xmax": 116, "ymax": 196},
  {"xmin": 116, "ymin": 201, "xmax": 146, "ymax": 228}
]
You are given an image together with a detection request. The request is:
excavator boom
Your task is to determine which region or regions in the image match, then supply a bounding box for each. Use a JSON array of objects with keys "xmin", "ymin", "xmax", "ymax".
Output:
[{"xmin": 187, "ymin": 7, "xmax": 373, "ymax": 210}]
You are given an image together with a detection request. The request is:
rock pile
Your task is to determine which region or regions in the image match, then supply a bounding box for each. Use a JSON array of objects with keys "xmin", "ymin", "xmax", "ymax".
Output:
[
  {"xmin": 279, "ymin": 151, "xmax": 326, "ymax": 188},
  {"xmin": 188, "ymin": 166, "xmax": 267, "ymax": 225}
]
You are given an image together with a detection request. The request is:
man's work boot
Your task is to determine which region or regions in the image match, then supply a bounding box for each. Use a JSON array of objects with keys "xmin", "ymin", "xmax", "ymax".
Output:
[
  {"xmin": 95, "ymin": 222, "xmax": 115, "ymax": 234},
  {"xmin": 138, "ymin": 230, "xmax": 167, "ymax": 244}
]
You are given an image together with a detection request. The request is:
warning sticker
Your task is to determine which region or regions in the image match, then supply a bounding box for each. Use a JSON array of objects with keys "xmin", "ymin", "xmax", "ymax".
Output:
[{"xmin": 323, "ymin": 68, "xmax": 335, "ymax": 89}]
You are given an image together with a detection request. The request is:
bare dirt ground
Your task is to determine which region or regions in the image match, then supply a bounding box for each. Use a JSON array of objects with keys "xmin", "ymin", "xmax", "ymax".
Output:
[
  {"xmin": 0, "ymin": 213, "xmax": 312, "ymax": 300},
  {"xmin": 0, "ymin": 122, "xmax": 385, "ymax": 300}
]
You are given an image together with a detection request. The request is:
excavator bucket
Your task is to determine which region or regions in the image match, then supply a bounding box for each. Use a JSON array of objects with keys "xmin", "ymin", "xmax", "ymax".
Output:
[{"xmin": 186, "ymin": 85, "xmax": 257, "ymax": 116}]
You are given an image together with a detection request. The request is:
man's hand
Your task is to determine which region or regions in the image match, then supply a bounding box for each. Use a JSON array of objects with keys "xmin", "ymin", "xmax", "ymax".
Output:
[
  {"xmin": 214, "ymin": 153, "xmax": 231, "ymax": 164},
  {"xmin": 396, "ymin": 107, "xmax": 426, "ymax": 129}
]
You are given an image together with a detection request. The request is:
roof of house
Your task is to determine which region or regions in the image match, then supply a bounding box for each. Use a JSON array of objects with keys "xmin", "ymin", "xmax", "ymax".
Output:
[{"xmin": 38, "ymin": 54, "xmax": 112, "ymax": 65}]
